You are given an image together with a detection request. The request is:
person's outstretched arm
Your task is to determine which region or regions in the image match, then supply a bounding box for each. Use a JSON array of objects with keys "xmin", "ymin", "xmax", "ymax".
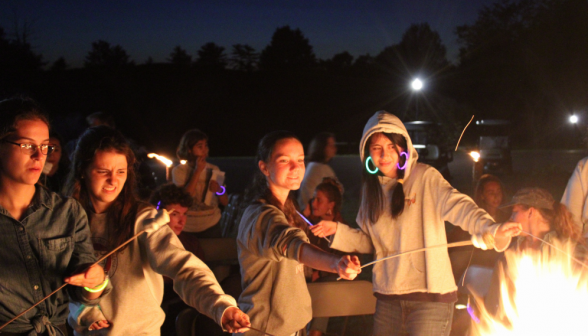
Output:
[{"xmin": 298, "ymin": 243, "xmax": 360, "ymax": 280}]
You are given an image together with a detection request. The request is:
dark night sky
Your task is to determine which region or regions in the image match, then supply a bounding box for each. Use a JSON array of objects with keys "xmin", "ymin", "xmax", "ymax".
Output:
[{"xmin": 1, "ymin": 0, "xmax": 497, "ymax": 67}]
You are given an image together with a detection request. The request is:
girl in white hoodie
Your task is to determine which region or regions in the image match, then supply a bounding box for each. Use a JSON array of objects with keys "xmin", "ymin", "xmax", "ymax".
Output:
[{"xmin": 311, "ymin": 111, "xmax": 521, "ymax": 336}]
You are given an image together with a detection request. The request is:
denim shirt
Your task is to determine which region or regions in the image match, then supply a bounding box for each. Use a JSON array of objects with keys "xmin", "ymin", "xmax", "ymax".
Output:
[{"xmin": 0, "ymin": 185, "xmax": 98, "ymax": 334}]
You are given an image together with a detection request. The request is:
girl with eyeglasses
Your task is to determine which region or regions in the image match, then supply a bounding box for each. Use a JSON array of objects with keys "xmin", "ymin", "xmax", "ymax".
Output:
[{"xmin": 0, "ymin": 97, "xmax": 108, "ymax": 335}]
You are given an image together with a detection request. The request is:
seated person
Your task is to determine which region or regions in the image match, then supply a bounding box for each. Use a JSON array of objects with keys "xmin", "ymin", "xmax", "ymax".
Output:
[
  {"xmin": 484, "ymin": 188, "xmax": 587, "ymax": 327},
  {"xmin": 149, "ymin": 183, "xmax": 204, "ymax": 259},
  {"xmin": 172, "ymin": 129, "xmax": 228, "ymax": 238}
]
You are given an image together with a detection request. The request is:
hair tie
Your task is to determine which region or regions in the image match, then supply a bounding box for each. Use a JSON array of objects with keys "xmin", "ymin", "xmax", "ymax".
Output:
[{"xmin": 397, "ymin": 179, "xmax": 404, "ymax": 184}]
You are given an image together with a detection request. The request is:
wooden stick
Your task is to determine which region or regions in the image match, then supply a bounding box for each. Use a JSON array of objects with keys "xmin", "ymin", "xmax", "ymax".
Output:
[
  {"xmin": 337, "ymin": 240, "xmax": 473, "ymax": 280},
  {"xmin": 249, "ymin": 326, "xmax": 276, "ymax": 336},
  {"xmin": 521, "ymin": 230, "xmax": 588, "ymax": 270},
  {"xmin": 0, "ymin": 229, "xmax": 148, "ymax": 331},
  {"xmin": 455, "ymin": 115, "xmax": 475, "ymax": 151}
]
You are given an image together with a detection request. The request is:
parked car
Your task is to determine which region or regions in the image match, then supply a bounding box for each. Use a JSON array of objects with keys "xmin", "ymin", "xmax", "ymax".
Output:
[
  {"xmin": 404, "ymin": 121, "xmax": 453, "ymax": 181},
  {"xmin": 470, "ymin": 120, "xmax": 512, "ymax": 180}
]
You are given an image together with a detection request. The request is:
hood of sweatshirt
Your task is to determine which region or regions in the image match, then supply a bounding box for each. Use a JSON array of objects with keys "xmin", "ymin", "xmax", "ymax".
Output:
[{"xmin": 360, "ymin": 111, "xmax": 419, "ymax": 180}]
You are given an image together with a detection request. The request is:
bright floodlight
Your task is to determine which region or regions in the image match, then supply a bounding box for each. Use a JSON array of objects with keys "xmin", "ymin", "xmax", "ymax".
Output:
[
  {"xmin": 411, "ymin": 78, "xmax": 423, "ymax": 91},
  {"xmin": 570, "ymin": 115, "xmax": 579, "ymax": 124}
]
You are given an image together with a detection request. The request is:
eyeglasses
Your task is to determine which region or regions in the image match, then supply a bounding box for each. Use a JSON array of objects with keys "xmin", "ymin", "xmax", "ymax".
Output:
[{"xmin": 3, "ymin": 140, "xmax": 55, "ymax": 155}]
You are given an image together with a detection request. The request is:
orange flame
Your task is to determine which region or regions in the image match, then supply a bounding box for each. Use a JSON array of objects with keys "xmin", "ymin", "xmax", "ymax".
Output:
[{"xmin": 471, "ymin": 240, "xmax": 588, "ymax": 335}]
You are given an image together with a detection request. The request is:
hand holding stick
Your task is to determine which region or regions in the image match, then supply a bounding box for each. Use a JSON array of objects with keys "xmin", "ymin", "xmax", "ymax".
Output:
[
  {"xmin": 296, "ymin": 210, "xmax": 331, "ymax": 243},
  {"xmin": 0, "ymin": 208, "xmax": 173, "ymax": 331},
  {"xmin": 336, "ymin": 240, "xmax": 474, "ymax": 280}
]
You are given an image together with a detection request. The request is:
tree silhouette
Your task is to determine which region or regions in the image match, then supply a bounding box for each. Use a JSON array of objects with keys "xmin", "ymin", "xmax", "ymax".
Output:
[
  {"xmin": 84, "ymin": 40, "xmax": 133, "ymax": 68},
  {"xmin": 0, "ymin": 26, "xmax": 44, "ymax": 72},
  {"xmin": 354, "ymin": 53, "xmax": 375, "ymax": 67},
  {"xmin": 229, "ymin": 44, "xmax": 259, "ymax": 72},
  {"xmin": 194, "ymin": 42, "xmax": 227, "ymax": 70},
  {"xmin": 50, "ymin": 57, "xmax": 67, "ymax": 71},
  {"xmin": 455, "ymin": 0, "xmax": 588, "ymax": 147},
  {"xmin": 167, "ymin": 46, "xmax": 192, "ymax": 67},
  {"xmin": 376, "ymin": 23, "xmax": 449, "ymax": 77},
  {"xmin": 259, "ymin": 26, "xmax": 316, "ymax": 70}
]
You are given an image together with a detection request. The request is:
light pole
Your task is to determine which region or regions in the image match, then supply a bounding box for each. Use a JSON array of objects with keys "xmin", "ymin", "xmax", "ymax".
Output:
[{"xmin": 410, "ymin": 78, "xmax": 424, "ymax": 119}]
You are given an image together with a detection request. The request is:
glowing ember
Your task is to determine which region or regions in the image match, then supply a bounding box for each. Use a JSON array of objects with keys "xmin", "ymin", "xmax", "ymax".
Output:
[{"xmin": 471, "ymin": 240, "xmax": 588, "ymax": 335}]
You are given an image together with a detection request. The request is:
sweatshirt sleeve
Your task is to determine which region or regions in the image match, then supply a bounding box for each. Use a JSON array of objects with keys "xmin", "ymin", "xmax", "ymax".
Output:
[
  {"xmin": 137, "ymin": 207, "xmax": 237, "ymax": 327},
  {"xmin": 172, "ymin": 165, "xmax": 188, "ymax": 187},
  {"xmin": 430, "ymin": 169, "xmax": 510, "ymax": 251},
  {"xmin": 329, "ymin": 208, "xmax": 374, "ymax": 253},
  {"xmin": 240, "ymin": 205, "xmax": 309, "ymax": 262},
  {"xmin": 561, "ymin": 158, "xmax": 588, "ymax": 234}
]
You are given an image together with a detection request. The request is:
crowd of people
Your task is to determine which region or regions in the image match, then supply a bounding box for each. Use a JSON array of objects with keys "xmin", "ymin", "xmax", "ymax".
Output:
[{"xmin": 0, "ymin": 96, "xmax": 586, "ymax": 336}]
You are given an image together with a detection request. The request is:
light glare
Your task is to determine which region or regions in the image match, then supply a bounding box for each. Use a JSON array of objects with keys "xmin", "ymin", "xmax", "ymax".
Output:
[
  {"xmin": 469, "ymin": 151, "xmax": 481, "ymax": 162},
  {"xmin": 570, "ymin": 115, "xmax": 579, "ymax": 124},
  {"xmin": 411, "ymin": 78, "xmax": 423, "ymax": 91}
]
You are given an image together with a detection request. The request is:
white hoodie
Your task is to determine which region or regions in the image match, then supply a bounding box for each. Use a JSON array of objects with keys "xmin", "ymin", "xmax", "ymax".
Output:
[{"xmin": 330, "ymin": 111, "xmax": 509, "ymax": 296}]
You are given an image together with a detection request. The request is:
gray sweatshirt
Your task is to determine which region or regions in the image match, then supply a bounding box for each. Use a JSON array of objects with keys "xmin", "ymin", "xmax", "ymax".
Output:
[
  {"xmin": 236, "ymin": 201, "xmax": 311, "ymax": 336},
  {"xmin": 69, "ymin": 206, "xmax": 237, "ymax": 335}
]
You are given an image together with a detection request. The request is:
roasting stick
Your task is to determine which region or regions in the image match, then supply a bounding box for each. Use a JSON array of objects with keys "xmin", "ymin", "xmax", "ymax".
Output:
[
  {"xmin": 335, "ymin": 229, "xmax": 588, "ymax": 281},
  {"xmin": 455, "ymin": 115, "xmax": 475, "ymax": 151},
  {"xmin": 249, "ymin": 326, "xmax": 276, "ymax": 336},
  {"xmin": 522, "ymin": 231, "xmax": 588, "ymax": 270},
  {"xmin": 336, "ymin": 240, "xmax": 474, "ymax": 280},
  {"xmin": 0, "ymin": 224, "xmax": 164, "ymax": 331},
  {"xmin": 0, "ymin": 209, "xmax": 177, "ymax": 331}
]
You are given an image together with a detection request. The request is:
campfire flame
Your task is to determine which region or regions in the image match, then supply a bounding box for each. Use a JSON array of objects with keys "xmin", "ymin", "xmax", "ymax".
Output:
[{"xmin": 471, "ymin": 239, "xmax": 588, "ymax": 335}]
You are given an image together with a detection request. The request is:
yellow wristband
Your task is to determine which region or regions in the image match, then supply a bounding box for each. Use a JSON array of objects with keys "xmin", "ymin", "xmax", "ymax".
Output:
[{"xmin": 84, "ymin": 276, "xmax": 109, "ymax": 293}]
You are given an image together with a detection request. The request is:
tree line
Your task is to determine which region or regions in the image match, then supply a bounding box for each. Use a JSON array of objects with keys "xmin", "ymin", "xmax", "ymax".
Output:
[{"xmin": 0, "ymin": 0, "xmax": 586, "ymax": 155}]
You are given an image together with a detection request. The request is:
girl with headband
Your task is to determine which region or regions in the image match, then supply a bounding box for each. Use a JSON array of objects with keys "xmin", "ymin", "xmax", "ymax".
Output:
[{"xmin": 311, "ymin": 111, "xmax": 521, "ymax": 336}]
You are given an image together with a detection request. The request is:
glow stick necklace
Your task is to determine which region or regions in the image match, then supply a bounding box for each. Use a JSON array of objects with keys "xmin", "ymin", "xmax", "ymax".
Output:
[{"xmin": 296, "ymin": 210, "xmax": 331, "ymax": 243}]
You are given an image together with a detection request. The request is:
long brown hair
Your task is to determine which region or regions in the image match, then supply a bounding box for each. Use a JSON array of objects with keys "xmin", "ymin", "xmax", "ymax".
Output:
[
  {"xmin": 361, "ymin": 132, "xmax": 407, "ymax": 223},
  {"xmin": 242, "ymin": 130, "xmax": 305, "ymax": 229},
  {"xmin": 63, "ymin": 126, "xmax": 142, "ymax": 251},
  {"xmin": 521, "ymin": 202, "xmax": 584, "ymax": 244}
]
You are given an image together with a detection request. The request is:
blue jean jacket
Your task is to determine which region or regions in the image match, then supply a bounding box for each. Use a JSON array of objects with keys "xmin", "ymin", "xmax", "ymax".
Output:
[{"xmin": 0, "ymin": 185, "xmax": 102, "ymax": 335}]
